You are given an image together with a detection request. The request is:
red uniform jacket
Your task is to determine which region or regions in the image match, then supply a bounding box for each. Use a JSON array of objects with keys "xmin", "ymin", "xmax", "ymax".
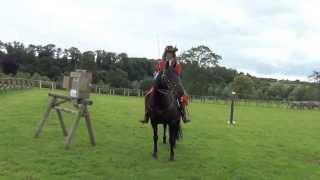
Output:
[
  {"xmin": 149, "ymin": 59, "xmax": 188, "ymax": 106},
  {"xmin": 155, "ymin": 60, "xmax": 182, "ymax": 76}
]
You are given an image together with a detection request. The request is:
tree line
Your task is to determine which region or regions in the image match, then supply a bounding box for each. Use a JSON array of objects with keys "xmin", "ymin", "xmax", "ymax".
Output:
[{"xmin": 0, "ymin": 40, "xmax": 319, "ymax": 101}]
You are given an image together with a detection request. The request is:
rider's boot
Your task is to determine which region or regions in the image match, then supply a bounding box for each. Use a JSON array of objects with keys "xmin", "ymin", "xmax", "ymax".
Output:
[{"xmin": 181, "ymin": 106, "xmax": 191, "ymax": 123}]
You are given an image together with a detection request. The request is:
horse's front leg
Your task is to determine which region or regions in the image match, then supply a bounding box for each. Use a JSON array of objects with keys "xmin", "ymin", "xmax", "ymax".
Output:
[
  {"xmin": 169, "ymin": 125, "xmax": 175, "ymax": 161},
  {"xmin": 152, "ymin": 123, "xmax": 158, "ymax": 159},
  {"xmin": 163, "ymin": 124, "xmax": 167, "ymax": 144}
]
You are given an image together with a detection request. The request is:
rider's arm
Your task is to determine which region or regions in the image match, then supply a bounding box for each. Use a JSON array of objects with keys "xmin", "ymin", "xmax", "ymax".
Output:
[
  {"xmin": 155, "ymin": 59, "xmax": 162, "ymax": 73},
  {"xmin": 175, "ymin": 63, "xmax": 182, "ymax": 76}
]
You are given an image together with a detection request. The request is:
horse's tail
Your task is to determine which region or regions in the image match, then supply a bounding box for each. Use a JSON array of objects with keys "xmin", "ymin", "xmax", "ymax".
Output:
[{"xmin": 175, "ymin": 120, "xmax": 183, "ymax": 141}]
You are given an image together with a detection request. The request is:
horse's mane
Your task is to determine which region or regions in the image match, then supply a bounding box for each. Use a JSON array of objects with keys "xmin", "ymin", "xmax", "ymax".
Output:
[{"xmin": 154, "ymin": 62, "xmax": 180, "ymax": 92}]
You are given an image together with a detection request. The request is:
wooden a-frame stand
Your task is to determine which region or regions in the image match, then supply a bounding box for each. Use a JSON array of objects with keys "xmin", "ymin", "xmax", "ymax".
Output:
[{"xmin": 34, "ymin": 93, "xmax": 96, "ymax": 149}]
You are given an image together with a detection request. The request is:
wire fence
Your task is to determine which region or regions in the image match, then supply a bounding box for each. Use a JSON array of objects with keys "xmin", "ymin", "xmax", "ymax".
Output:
[{"xmin": 189, "ymin": 95, "xmax": 320, "ymax": 110}]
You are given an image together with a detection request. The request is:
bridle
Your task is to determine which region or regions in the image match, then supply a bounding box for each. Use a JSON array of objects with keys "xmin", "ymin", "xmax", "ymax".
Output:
[
  {"xmin": 152, "ymin": 69, "xmax": 179, "ymax": 111},
  {"xmin": 160, "ymin": 69, "xmax": 179, "ymax": 95}
]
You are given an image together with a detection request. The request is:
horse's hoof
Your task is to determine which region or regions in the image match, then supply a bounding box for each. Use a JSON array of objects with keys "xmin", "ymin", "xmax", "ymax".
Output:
[
  {"xmin": 169, "ymin": 156, "xmax": 175, "ymax": 161},
  {"xmin": 152, "ymin": 153, "xmax": 158, "ymax": 159}
]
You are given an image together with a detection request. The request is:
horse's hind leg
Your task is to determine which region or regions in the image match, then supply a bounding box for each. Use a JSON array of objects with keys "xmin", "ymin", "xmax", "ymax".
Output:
[
  {"xmin": 152, "ymin": 123, "xmax": 158, "ymax": 159},
  {"xmin": 169, "ymin": 125, "xmax": 175, "ymax": 161},
  {"xmin": 163, "ymin": 124, "xmax": 167, "ymax": 144}
]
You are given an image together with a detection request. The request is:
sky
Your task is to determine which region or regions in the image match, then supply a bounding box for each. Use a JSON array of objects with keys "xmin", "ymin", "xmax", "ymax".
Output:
[{"xmin": 1, "ymin": 0, "xmax": 319, "ymax": 81}]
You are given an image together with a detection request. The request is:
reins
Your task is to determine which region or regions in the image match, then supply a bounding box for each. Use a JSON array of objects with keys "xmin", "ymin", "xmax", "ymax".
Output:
[
  {"xmin": 148, "ymin": 68, "xmax": 179, "ymax": 113},
  {"xmin": 153, "ymin": 88, "xmax": 176, "ymax": 112},
  {"xmin": 156, "ymin": 88, "xmax": 170, "ymax": 95}
]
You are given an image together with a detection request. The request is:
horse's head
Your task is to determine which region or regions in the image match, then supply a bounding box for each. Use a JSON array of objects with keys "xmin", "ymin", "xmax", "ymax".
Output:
[{"xmin": 156, "ymin": 61, "xmax": 180, "ymax": 92}]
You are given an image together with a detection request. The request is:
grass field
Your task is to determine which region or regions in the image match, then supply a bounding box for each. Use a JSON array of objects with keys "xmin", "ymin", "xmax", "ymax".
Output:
[{"xmin": 0, "ymin": 89, "xmax": 320, "ymax": 180}]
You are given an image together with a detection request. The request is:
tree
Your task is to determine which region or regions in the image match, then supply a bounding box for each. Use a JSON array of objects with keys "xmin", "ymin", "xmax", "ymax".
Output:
[
  {"xmin": 6, "ymin": 39, "xmax": 320, "ymax": 101},
  {"xmin": 38, "ymin": 44, "xmax": 56, "ymax": 58},
  {"xmin": 116, "ymin": 52, "xmax": 128, "ymax": 63},
  {"xmin": 232, "ymin": 75, "xmax": 255, "ymax": 99},
  {"xmin": 180, "ymin": 45, "xmax": 222, "ymax": 67},
  {"xmin": 303, "ymin": 86, "xmax": 320, "ymax": 101},
  {"xmin": 0, "ymin": 55, "xmax": 19, "ymax": 75},
  {"xmin": 309, "ymin": 71, "xmax": 320, "ymax": 84},
  {"xmin": 66, "ymin": 47, "xmax": 81, "ymax": 70},
  {"xmin": 80, "ymin": 51, "xmax": 96, "ymax": 71},
  {"xmin": 207, "ymin": 84, "xmax": 215, "ymax": 96},
  {"xmin": 97, "ymin": 51, "xmax": 116, "ymax": 70},
  {"xmin": 106, "ymin": 69, "xmax": 129, "ymax": 88},
  {"xmin": 0, "ymin": 40, "xmax": 5, "ymax": 56},
  {"xmin": 140, "ymin": 77, "xmax": 153, "ymax": 91},
  {"xmin": 26, "ymin": 44, "xmax": 37, "ymax": 56},
  {"xmin": 131, "ymin": 80, "xmax": 140, "ymax": 89},
  {"xmin": 16, "ymin": 72, "xmax": 31, "ymax": 79},
  {"xmin": 31, "ymin": 72, "xmax": 50, "ymax": 81},
  {"xmin": 221, "ymin": 85, "xmax": 232, "ymax": 98},
  {"xmin": 47, "ymin": 65, "xmax": 62, "ymax": 80},
  {"xmin": 56, "ymin": 48, "xmax": 62, "ymax": 59},
  {"xmin": 95, "ymin": 50, "xmax": 105, "ymax": 69},
  {"xmin": 289, "ymin": 85, "xmax": 307, "ymax": 101},
  {"xmin": 267, "ymin": 82, "xmax": 288, "ymax": 100}
]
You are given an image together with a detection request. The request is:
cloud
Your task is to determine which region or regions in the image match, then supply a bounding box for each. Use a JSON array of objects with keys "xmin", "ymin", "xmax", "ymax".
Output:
[{"xmin": 0, "ymin": 0, "xmax": 319, "ymax": 80}]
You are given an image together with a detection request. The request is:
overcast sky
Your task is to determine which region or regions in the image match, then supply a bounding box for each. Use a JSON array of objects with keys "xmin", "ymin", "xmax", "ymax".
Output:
[{"xmin": 1, "ymin": 0, "xmax": 319, "ymax": 80}]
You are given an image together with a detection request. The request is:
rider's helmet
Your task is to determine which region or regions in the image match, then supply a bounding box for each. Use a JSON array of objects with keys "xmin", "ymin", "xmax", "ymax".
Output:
[{"xmin": 162, "ymin": 45, "xmax": 178, "ymax": 61}]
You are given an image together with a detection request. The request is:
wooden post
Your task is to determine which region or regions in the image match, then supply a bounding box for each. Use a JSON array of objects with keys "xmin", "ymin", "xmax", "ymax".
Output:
[
  {"xmin": 64, "ymin": 104, "xmax": 84, "ymax": 149},
  {"xmin": 229, "ymin": 98, "xmax": 234, "ymax": 125},
  {"xmin": 83, "ymin": 107, "xmax": 96, "ymax": 146},
  {"xmin": 229, "ymin": 92, "xmax": 236, "ymax": 125},
  {"xmin": 39, "ymin": 80, "xmax": 42, "ymax": 89},
  {"xmin": 56, "ymin": 109, "xmax": 68, "ymax": 137},
  {"xmin": 35, "ymin": 93, "xmax": 95, "ymax": 149},
  {"xmin": 34, "ymin": 97, "xmax": 56, "ymax": 138}
]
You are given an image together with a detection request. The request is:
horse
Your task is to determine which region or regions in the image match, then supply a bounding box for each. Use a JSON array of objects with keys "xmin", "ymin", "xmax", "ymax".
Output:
[{"xmin": 146, "ymin": 61, "xmax": 183, "ymax": 161}]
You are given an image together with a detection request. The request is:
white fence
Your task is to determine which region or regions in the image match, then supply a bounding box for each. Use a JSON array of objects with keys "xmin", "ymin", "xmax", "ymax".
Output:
[{"xmin": 2, "ymin": 78, "xmax": 318, "ymax": 110}]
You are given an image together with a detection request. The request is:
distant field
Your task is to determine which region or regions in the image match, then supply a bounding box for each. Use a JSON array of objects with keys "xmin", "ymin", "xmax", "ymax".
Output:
[{"xmin": 0, "ymin": 89, "xmax": 319, "ymax": 180}]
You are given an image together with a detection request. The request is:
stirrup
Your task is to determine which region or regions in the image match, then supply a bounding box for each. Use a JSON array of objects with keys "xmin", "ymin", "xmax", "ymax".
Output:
[
  {"xmin": 140, "ymin": 119, "xmax": 148, "ymax": 124},
  {"xmin": 140, "ymin": 114, "xmax": 149, "ymax": 124}
]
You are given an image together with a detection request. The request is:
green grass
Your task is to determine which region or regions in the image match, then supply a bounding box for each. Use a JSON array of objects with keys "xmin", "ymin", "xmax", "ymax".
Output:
[{"xmin": 0, "ymin": 89, "xmax": 319, "ymax": 180}]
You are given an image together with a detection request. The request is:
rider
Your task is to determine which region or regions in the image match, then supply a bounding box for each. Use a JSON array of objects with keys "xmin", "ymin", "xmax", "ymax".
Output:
[{"xmin": 140, "ymin": 45, "xmax": 191, "ymax": 124}]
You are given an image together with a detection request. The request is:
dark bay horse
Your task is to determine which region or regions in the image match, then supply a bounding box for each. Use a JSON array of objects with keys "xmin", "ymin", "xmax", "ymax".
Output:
[{"xmin": 146, "ymin": 61, "xmax": 182, "ymax": 161}]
